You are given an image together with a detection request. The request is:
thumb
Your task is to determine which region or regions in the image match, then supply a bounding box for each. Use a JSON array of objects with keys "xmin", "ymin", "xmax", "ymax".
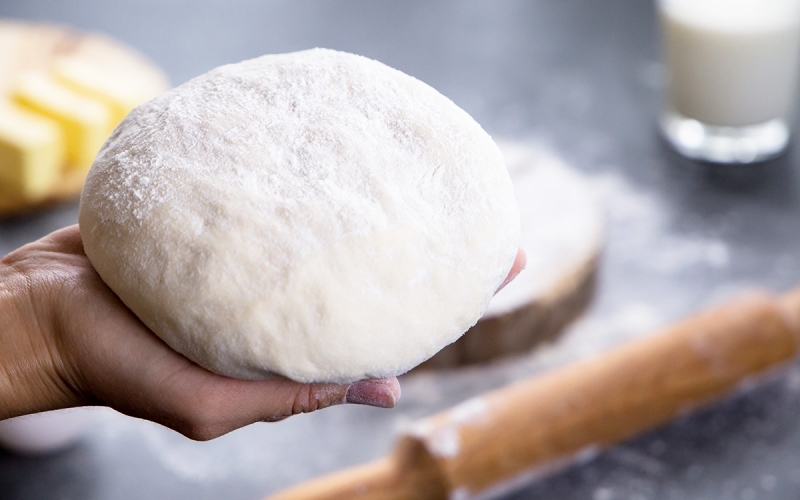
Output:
[
  {"xmin": 259, "ymin": 377, "xmax": 403, "ymax": 423},
  {"xmin": 171, "ymin": 376, "xmax": 401, "ymax": 439},
  {"xmin": 102, "ymin": 364, "xmax": 401, "ymax": 441}
]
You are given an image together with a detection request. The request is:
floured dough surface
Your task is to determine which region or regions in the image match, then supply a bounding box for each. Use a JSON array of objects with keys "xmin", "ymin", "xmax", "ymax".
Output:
[{"xmin": 79, "ymin": 48, "xmax": 519, "ymax": 383}]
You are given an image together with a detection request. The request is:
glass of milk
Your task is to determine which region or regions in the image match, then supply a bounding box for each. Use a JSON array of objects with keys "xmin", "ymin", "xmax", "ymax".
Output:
[{"xmin": 659, "ymin": 0, "xmax": 800, "ymax": 163}]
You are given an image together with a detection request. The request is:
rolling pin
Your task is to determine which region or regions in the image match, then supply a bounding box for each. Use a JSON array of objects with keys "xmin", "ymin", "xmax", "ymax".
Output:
[{"xmin": 268, "ymin": 288, "xmax": 800, "ymax": 500}]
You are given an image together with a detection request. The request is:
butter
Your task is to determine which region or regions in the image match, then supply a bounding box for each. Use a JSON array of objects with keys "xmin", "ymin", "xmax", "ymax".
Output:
[
  {"xmin": 0, "ymin": 21, "xmax": 169, "ymax": 212},
  {"xmin": 12, "ymin": 72, "xmax": 111, "ymax": 172},
  {"xmin": 54, "ymin": 56, "xmax": 156, "ymax": 129},
  {"xmin": 0, "ymin": 102, "xmax": 63, "ymax": 201}
]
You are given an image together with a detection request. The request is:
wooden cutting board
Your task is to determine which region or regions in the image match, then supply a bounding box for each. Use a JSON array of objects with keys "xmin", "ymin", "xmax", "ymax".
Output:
[{"xmin": 421, "ymin": 140, "xmax": 604, "ymax": 368}]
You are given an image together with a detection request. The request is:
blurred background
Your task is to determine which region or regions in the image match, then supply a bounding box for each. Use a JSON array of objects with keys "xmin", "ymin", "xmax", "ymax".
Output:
[{"xmin": 2, "ymin": 1, "xmax": 800, "ymax": 499}]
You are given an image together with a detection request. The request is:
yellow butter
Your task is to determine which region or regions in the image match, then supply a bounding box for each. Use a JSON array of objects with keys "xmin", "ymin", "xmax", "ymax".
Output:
[
  {"xmin": 0, "ymin": 102, "xmax": 63, "ymax": 201},
  {"xmin": 54, "ymin": 57, "xmax": 152, "ymax": 129},
  {"xmin": 12, "ymin": 72, "xmax": 111, "ymax": 172}
]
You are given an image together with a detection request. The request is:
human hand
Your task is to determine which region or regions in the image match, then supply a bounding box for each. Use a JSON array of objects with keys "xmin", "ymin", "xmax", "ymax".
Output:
[{"xmin": 0, "ymin": 225, "xmax": 524, "ymax": 440}]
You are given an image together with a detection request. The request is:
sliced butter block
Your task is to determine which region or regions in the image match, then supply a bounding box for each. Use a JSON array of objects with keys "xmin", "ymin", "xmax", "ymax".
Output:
[
  {"xmin": 12, "ymin": 72, "xmax": 111, "ymax": 172},
  {"xmin": 67, "ymin": 32, "xmax": 169, "ymax": 95},
  {"xmin": 0, "ymin": 19, "xmax": 169, "ymax": 215},
  {"xmin": 0, "ymin": 103, "xmax": 63, "ymax": 201},
  {"xmin": 54, "ymin": 56, "xmax": 159, "ymax": 128},
  {"xmin": 53, "ymin": 33, "xmax": 169, "ymax": 128}
]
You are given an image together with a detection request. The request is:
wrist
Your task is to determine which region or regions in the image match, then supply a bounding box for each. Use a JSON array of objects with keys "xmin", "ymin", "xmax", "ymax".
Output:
[{"xmin": 0, "ymin": 260, "xmax": 80, "ymax": 419}]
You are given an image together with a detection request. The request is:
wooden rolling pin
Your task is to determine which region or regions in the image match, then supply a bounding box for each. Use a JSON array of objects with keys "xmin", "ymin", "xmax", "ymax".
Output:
[{"xmin": 268, "ymin": 288, "xmax": 800, "ymax": 500}]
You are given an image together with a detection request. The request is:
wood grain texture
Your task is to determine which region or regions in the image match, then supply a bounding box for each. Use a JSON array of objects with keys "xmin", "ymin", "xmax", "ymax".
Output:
[{"xmin": 268, "ymin": 289, "xmax": 800, "ymax": 500}]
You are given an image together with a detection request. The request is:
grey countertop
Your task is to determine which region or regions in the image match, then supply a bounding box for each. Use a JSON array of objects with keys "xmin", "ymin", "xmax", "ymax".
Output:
[{"xmin": 3, "ymin": 1, "xmax": 800, "ymax": 499}]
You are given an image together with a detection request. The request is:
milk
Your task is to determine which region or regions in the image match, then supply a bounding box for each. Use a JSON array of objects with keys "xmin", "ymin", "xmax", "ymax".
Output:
[{"xmin": 660, "ymin": 0, "xmax": 800, "ymax": 127}]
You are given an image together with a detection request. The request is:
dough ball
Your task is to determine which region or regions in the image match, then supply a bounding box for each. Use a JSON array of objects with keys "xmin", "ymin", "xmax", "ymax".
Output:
[{"xmin": 79, "ymin": 48, "xmax": 520, "ymax": 383}]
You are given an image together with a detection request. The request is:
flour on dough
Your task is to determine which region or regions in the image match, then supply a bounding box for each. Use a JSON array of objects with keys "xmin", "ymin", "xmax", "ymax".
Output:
[{"xmin": 79, "ymin": 48, "xmax": 520, "ymax": 383}]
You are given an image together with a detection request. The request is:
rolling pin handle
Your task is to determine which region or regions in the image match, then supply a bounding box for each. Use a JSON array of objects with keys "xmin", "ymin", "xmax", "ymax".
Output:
[{"xmin": 779, "ymin": 287, "xmax": 800, "ymax": 342}]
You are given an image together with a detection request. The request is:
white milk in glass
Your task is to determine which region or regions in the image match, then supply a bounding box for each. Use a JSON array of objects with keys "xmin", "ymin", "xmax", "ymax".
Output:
[{"xmin": 659, "ymin": 0, "xmax": 800, "ymax": 163}]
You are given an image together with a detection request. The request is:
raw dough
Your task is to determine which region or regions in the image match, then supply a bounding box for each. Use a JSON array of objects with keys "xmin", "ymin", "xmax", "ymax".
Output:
[{"xmin": 79, "ymin": 48, "xmax": 520, "ymax": 383}]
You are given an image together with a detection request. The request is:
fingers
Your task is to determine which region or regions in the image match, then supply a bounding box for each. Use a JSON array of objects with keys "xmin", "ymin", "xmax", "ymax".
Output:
[
  {"xmin": 126, "ymin": 362, "xmax": 399, "ymax": 440},
  {"xmin": 150, "ymin": 372, "xmax": 400, "ymax": 440},
  {"xmin": 496, "ymin": 247, "xmax": 526, "ymax": 293},
  {"xmin": 67, "ymin": 281, "xmax": 400, "ymax": 440},
  {"xmin": 90, "ymin": 334, "xmax": 401, "ymax": 439}
]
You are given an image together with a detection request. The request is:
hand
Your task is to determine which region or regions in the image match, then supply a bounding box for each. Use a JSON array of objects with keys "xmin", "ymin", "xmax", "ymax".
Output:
[{"xmin": 0, "ymin": 225, "xmax": 524, "ymax": 440}]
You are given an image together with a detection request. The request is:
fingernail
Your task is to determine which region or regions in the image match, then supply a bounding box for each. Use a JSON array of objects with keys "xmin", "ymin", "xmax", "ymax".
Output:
[
  {"xmin": 497, "ymin": 248, "xmax": 527, "ymax": 293},
  {"xmin": 345, "ymin": 378, "xmax": 401, "ymax": 408}
]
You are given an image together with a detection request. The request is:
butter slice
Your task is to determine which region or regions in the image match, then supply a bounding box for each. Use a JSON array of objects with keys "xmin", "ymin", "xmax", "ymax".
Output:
[
  {"xmin": 0, "ymin": 102, "xmax": 63, "ymax": 201},
  {"xmin": 12, "ymin": 72, "xmax": 111, "ymax": 172},
  {"xmin": 54, "ymin": 56, "xmax": 161, "ymax": 129}
]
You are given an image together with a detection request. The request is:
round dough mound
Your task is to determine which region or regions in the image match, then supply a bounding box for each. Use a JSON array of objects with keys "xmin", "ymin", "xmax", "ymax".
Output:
[{"xmin": 79, "ymin": 48, "xmax": 520, "ymax": 383}]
